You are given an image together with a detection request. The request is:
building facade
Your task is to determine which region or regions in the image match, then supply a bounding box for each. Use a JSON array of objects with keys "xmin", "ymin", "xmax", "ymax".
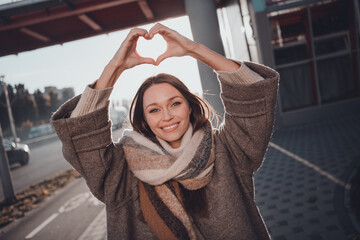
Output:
[{"xmin": 217, "ymin": 0, "xmax": 360, "ymax": 127}]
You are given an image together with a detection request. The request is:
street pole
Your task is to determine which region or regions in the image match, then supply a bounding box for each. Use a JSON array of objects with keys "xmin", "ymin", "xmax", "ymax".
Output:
[
  {"xmin": 0, "ymin": 75, "xmax": 18, "ymax": 144},
  {"xmin": 0, "ymin": 122, "xmax": 16, "ymax": 204}
]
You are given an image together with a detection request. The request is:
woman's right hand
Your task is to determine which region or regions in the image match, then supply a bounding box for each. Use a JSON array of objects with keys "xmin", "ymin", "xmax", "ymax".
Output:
[
  {"xmin": 95, "ymin": 28, "xmax": 155, "ymax": 89},
  {"xmin": 110, "ymin": 28, "xmax": 155, "ymax": 70}
]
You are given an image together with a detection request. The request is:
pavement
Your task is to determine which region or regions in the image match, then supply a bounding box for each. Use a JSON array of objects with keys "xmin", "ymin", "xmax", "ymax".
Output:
[
  {"xmin": 11, "ymin": 114, "xmax": 360, "ymax": 240},
  {"xmin": 255, "ymin": 113, "xmax": 360, "ymax": 240}
]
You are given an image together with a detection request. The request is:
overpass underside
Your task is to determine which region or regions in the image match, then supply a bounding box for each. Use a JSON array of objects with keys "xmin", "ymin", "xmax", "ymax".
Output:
[{"xmin": 0, "ymin": 0, "xmax": 226, "ymax": 57}]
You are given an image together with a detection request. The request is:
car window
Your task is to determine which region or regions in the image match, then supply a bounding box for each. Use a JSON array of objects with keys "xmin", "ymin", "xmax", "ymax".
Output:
[{"xmin": 3, "ymin": 140, "xmax": 13, "ymax": 151}]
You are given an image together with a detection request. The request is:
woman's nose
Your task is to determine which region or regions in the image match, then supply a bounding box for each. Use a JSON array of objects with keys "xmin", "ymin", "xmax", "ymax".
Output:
[{"xmin": 162, "ymin": 109, "xmax": 173, "ymax": 121}]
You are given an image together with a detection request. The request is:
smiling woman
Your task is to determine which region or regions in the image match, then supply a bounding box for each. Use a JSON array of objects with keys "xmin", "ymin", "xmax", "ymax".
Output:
[{"xmin": 51, "ymin": 23, "xmax": 280, "ymax": 240}]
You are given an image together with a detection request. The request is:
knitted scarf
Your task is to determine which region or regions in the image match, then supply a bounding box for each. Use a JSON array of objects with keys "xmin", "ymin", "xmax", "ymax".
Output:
[{"xmin": 121, "ymin": 124, "xmax": 215, "ymax": 240}]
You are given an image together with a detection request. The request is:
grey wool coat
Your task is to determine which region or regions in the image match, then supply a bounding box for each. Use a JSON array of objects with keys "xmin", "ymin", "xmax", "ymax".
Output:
[{"xmin": 51, "ymin": 61, "xmax": 279, "ymax": 240}]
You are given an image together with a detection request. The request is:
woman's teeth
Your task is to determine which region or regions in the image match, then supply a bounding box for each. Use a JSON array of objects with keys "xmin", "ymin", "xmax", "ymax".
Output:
[{"xmin": 163, "ymin": 124, "xmax": 178, "ymax": 130}]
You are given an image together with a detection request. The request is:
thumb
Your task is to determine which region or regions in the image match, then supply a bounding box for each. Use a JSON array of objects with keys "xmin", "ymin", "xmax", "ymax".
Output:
[
  {"xmin": 155, "ymin": 52, "xmax": 170, "ymax": 66},
  {"xmin": 140, "ymin": 57, "xmax": 156, "ymax": 65}
]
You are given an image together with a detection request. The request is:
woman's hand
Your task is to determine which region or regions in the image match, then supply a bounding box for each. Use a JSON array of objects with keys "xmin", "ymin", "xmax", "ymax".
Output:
[
  {"xmin": 111, "ymin": 28, "xmax": 156, "ymax": 69},
  {"xmin": 95, "ymin": 28, "xmax": 155, "ymax": 89},
  {"xmin": 148, "ymin": 23, "xmax": 198, "ymax": 65}
]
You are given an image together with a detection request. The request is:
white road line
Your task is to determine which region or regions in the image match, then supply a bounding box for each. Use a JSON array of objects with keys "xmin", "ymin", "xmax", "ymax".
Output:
[
  {"xmin": 269, "ymin": 142, "xmax": 351, "ymax": 190},
  {"xmin": 25, "ymin": 213, "xmax": 59, "ymax": 239}
]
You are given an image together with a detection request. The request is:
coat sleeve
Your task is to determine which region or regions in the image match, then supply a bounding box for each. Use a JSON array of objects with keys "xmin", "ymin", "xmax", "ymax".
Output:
[
  {"xmin": 216, "ymin": 61, "xmax": 279, "ymax": 173},
  {"xmin": 50, "ymin": 96, "xmax": 133, "ymax": 204}
]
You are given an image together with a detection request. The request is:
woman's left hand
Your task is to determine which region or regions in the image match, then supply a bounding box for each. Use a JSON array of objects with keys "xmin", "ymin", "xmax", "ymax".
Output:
[{"xmin": 148, "ymin": 23, "xmax": 198, "ymax": 65}]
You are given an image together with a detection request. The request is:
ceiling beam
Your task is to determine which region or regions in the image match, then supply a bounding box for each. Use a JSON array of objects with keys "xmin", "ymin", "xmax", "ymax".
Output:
[
  {"xmin": 138, "ymin": 0, "xmax": 154, "ymax": 20},
  {"xmin": 19, "ymin": 27, "xmax": 50, "ymax": 42},
  {"xmin": 0, "ymin": 15, "xmax": 11, "ymax": 25},
  {"xmin": 78, "ymin": 14, "xmax": 102, "ymax": 31},
  {"xmin": 0, "ymin": 0, "xmax": 138, "ymax": 32}
]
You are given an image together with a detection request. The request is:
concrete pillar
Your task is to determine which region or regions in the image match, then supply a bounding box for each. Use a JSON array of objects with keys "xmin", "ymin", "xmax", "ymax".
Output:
[{"xmin": 185, "ymin": 0, "xmax": 225, "ymax": 120}]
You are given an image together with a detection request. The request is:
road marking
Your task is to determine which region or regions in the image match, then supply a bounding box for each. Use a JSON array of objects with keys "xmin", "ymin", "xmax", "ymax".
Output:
[
  {"xmin": 269, "ymin": 142, "xmax": 350, "ymax": 190},
  {"xmin": 59, "ymin": 192, "xmax": 90, "ymax": 213},
  {"xmin": 25, "ymin": 192, "xmax": 96, "ymax": 239},
  {"xmin": 88, "ymin": 193, "xmax": 103, "ymax": 206},
  {"xmin": 25, "ymin": 213, "xmax": 59, "ymax": 239}
]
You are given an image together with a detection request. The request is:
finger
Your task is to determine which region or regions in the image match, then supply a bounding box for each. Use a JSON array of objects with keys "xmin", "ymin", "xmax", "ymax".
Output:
[
  {"xmin": 130, "ymin": 27, "xmax": 148, "ymax": 35},
  {"xmin": 148, "ymin": 23, "xmax": 161, "ymax": 36},
  {"xmin": 149, "ymin": 23, "xmax": 168, "ymax": 39},
  {"xmin": 155, "ymin": 52, "xmax": 171, "ymax": 66},
  {"xmin": 140, "ymin": 57, "xmax": 156, "ymax": 65},
  {"xmin": 128, "ymin": 28, "xmax": 149, "ymax": 41}
]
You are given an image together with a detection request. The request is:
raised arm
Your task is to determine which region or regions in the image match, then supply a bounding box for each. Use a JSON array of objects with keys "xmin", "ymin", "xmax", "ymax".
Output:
[{"xmin": 52, "ymin": 28, "xmax": 156, "ymax": 203}]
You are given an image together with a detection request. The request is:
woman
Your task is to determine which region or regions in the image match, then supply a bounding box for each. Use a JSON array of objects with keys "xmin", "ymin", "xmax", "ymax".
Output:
[{"xmin": 51, "ymin": 23, "xmax": 279, "ymax": 240}]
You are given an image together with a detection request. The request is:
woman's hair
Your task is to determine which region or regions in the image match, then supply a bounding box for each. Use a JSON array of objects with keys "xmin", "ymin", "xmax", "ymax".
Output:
[{"xmin": 129, "ymin": 73, "xmax": 216, "ymax": 141}]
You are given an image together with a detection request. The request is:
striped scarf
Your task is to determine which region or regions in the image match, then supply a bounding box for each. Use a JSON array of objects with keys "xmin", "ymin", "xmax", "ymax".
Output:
[{"xmin": 121, "ymin": 124, "xmax": 215, "ymax": 240}]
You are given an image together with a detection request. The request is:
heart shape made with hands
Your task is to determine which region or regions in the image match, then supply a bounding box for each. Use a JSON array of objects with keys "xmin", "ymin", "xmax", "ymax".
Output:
[{"xmin": 136, "ymin": 34, "xmax": 167, "ymax": 61}]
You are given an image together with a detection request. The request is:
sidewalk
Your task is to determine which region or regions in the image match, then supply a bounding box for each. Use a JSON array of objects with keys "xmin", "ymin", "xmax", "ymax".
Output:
[
  {"xmin": 255, "ymin": 113, "xmax": 360, "ymax": 240},
  {"xmin": 91, "ymin": 114, "xmax": 360, "ymax": 240}
]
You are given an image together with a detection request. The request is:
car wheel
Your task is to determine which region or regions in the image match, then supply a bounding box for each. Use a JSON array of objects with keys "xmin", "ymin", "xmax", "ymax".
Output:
[{"xmin": 20, "ymin": 153, "xmax": 29, "ymax": 166}]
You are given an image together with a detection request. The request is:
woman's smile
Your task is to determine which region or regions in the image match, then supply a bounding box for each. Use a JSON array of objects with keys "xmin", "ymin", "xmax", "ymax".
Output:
[{"xmin": 161, "ymin": 122, "xmax": 179, "ymax": 132}]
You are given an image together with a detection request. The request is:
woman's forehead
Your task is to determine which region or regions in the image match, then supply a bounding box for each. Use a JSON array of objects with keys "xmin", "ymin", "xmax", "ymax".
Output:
[{"xmin": 143, "ymin": 83, "xmax": 184, "ymax": 107}]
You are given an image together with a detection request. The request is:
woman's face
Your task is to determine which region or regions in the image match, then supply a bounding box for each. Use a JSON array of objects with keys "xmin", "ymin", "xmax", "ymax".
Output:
[{"xmin": 143, "ymin": 83, "xmax": 191, "ymax": 148}]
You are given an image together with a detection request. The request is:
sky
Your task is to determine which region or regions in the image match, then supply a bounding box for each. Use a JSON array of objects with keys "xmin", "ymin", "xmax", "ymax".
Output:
[{"xmin": 0, "ymin": 16, "xmax": 203, "ymax": 104}]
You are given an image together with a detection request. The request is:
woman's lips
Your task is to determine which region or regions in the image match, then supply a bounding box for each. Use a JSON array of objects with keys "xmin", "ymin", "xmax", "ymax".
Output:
[{"xmin": 161, "ymin": 123, "xmax": 179, "ymax": 132}]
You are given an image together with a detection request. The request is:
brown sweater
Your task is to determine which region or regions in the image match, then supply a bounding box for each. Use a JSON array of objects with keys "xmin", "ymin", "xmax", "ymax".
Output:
[{"xmin": 51, "ymin": 61, "xmax": 279, "ymax": 240}]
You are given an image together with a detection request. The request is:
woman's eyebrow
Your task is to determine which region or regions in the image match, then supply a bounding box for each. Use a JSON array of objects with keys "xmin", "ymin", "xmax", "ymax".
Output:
[{"xmin": 145, "ymin": 95, "xmax": 183, "ymax": 110}]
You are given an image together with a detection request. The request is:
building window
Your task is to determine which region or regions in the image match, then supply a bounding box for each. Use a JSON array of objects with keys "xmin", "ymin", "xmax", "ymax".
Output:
[
  {"xmin": 311, "ymin": 0, "xmax": 357, "ymax": 103},
  {"xmin": 317, "ymin": 55, "xmax": 355, "ymax": 103},
  {"xmin": 269, "ymin": 6, "xmax": 317, "ymax": 111},
  {"xmin": 269, "ymin": 0, "xmax": 359, "ymax": 112}
]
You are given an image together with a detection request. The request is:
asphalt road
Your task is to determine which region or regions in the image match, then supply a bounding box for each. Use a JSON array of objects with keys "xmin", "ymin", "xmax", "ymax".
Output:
[
  {"xmin": 0, "ymin": 137, "xmax": 73, "ymax": 201},
  {"xmin": 0, "ymin": 125, "xmax": 127, "ymax": 201},
  {"xmin": 0, "ymin": 178, "xmax": 105, "ymax": 240},
  {"xmin": 0, "ymin": 126, "xmax": 128, "ymax": 239}
]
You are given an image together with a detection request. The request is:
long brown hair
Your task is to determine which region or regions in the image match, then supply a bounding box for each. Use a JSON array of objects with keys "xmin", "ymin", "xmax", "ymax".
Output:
[{"xmin": 129, "ymin": 73, "xmax": 216, "ymax": 217}]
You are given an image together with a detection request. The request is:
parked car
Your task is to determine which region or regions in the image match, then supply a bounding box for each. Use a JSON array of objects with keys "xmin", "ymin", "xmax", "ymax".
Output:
[
  {"xmin": 6, "ymin": 136, "xmax": 21, "ymax": 143},
  {"xmin": 3, "ymin": 139, "xmax": 30, "ymax": 166},
  {"xmin": 28, "ymin": 123, "xmax": 54, "ymax": 139}
]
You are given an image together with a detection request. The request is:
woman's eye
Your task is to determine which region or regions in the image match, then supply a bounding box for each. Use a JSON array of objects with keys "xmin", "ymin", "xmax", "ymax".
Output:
[
  {"xmin": 172, "ymin": 102, "xmax": 181, "ymax": 107},
  {"xmin": 149, "ymin": 109, "xmax": 159, "ymax": 113}
]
